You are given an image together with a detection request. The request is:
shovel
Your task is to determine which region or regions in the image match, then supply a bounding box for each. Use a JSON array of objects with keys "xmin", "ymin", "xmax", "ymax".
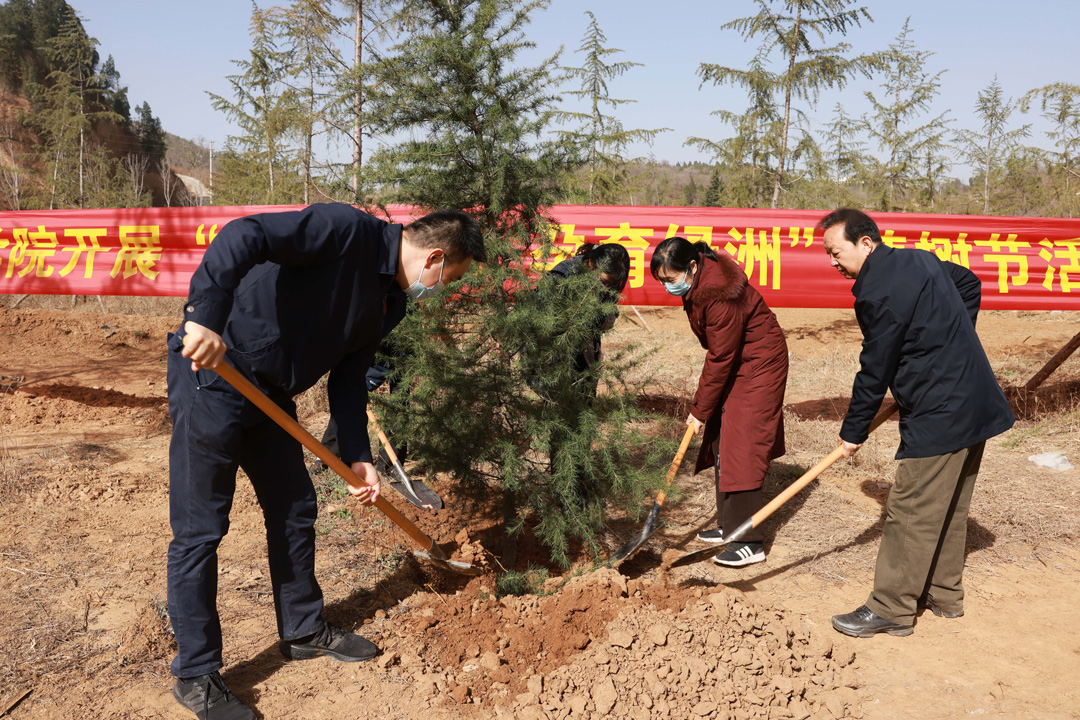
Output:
[
  {"xmin": 210, "ymin": 360, "xmax": 480, "ymax": 576},
  {"xmin": 669, "ymin": 401, "xmax": 899, "ymax": 569},
  {"xmin": 608, "ymin": 422, "xmax": 697, "ymax": 567},
  {"xmin": 365, "ymin": 408, "xmax": 444, "ymax": 510}
]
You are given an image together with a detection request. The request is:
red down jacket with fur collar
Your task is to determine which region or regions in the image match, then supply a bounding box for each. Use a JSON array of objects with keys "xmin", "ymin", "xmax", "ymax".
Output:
[{"xmin": 683, "ymin": 252, "xmax": 788, "ymax": 490}]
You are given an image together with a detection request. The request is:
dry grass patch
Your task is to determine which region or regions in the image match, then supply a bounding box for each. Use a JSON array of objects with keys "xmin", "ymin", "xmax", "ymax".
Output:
[{"xmin": 1, "ymin": 294, "xmax": 180, "ymax": 316}]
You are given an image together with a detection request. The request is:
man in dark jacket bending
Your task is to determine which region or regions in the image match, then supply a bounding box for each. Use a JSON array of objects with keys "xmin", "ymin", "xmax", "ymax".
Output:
[
  {"xmin": 819, "ymin": 208, "xmax": 1014, "ymax": 639},
  {"xmin": 168, "ymin": 203, "xmax": 484, "ymax": 719}
]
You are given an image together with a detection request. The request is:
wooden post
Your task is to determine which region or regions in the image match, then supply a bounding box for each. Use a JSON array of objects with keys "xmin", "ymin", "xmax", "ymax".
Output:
[
  {"xmin": 1024, "ymin": 328, "xmax": 1080, "ymax": 392},
  {"xmin": 630, "ymin": 305, "xmax": 652, "ymax": 332}
]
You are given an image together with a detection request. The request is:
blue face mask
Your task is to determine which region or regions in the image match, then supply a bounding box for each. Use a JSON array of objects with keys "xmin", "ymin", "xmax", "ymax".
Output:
[
  {"xmin": 662, "ymin": 268, "xmax": 692, "ymax": 297},
  {"xmin": 405, "ymin": 255, "xmax": 446, "ymax": 300}
]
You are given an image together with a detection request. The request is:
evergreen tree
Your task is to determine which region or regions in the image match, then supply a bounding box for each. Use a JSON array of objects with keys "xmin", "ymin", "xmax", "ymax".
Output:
[
  {"xmin": 996, "ymin": 146, "xmax": 1050, "ymax": 216},
  {"xmin": 337, "ymin": 0, "xmax": 429, "ymax": 201},
  {"xmin": 680, "ymin": 173, "xmax": 698, "ymax": 206},
  {"xmin": 38, "ymin": 6, "xmax": 118, "ymax": 209},
  {"xmin": 861, "ymin": 19, "xmax": 950, "ymax": 211},
  {"xmin": 273, "ymin": 0, "xmax": 345, "ymax": 204},
  {"xmin": 208, "ymin": 4, "xmax": 301, "ymax": 204},
  {"xmin": 686, "ymin": 49, "xmax": 780, "ymax": 208},
  {"xmin": 98, "ymin": 54, "xmax": 128, "ymax": 122},
  {"xmin": 915, "ymin": 134, "xmax": 951, "ymax": 211},
  {"xmin": 0, "ymin": 0, "xmax": 34, "ymax": 91},
  {"xmin": 703, "ymin": 166, "xmax": 722, "ymax": 206},
  {"xmin": 819, "ymin": 102, "xmax": 867, "ymax": 205},
  {"xmin": 557, "ymin": 11, "xmax": 668, "ymax": 204},
  {"xmin": 365, "ymin": 0, "xmax": 672, "ymax": 565},
  {"xmin": 1020, "ymin": 82, "xmax": 1080, "ymax": 218},
  {"xmin": 953, "ymin": 77, "xmax": 1030, "ymax": 215},
  {"xmin": 134, "ymin": 100, "xmax": 166, "ymax": 161},
  {"xmin": 697, "ymin": 0, "xmax": 876, "ymax": 209}
]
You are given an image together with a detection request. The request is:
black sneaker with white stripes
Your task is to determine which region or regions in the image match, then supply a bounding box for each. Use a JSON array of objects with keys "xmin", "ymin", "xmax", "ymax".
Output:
[
  {"xmin": 695, "ymin": 526, "xmax": 725, "ymax": 543},
  {"xmin": 713, "ymin": 541, "xmax": 766, "ymax": 567}
]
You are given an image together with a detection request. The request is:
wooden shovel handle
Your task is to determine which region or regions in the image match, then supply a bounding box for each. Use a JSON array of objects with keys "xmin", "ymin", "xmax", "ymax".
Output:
[
  {"xmin": 211, "ymin": 361, "xmax": 442, "ymax": 557},
  {"xmin": 655, "ymin": 422, "xmax": 697, "ymax": 507},
  {"xmin": 366, "ymin": 408, "xmax": 403, "ymax": 467},
  {"xmin": 744, "ymin": 400, "xmax": 899, "ymax": 532}
]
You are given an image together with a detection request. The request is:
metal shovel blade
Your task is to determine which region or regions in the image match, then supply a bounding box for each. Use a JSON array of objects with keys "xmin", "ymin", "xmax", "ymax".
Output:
[
  {"xmin": 388, "ymin": 477, "xmax": 443, "ymax": 510},
  {"xmin": 378, "ymin": 449, "xmax": 443, "ymax": 510},
  {"xmin": 667, "ymin": 543, "xmax": 725, "ymax": 569},
  {"xmin": 607, "ymin": 423, "xmax": 697, "ymax": 568},
  {"xmin": 413, "ymin": 551, "xmax": 483, "ymax": 576},
  {"xmin": 609, "ymin": 500, "xmax": 662, "ymax": 567}
]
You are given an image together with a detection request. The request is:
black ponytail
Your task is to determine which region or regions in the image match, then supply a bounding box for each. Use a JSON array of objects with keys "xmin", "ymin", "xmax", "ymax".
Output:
[
  {"xmin": 650, "ymin": 237, "xmax": 715, "ymax": 280},
  {"xmin": 576, "ymin": 242, "xmax": 631, "ymax": 292}
]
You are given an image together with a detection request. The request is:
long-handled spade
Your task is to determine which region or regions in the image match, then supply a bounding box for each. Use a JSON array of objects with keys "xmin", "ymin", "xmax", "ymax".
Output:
[
  {"xmin": 365, "ymin": 408, "xmax": 443, "ymax": 510},
  {"xmin": 608, "ymin": 422, "xmax": 698, "ymax": 567},
  {"xmin": 211, "ymin": 360, "xmax": 480, "ymax": 576},
  {"xmin": 668, "ymin": 401, "xmax": 899, "ymax": 570}
]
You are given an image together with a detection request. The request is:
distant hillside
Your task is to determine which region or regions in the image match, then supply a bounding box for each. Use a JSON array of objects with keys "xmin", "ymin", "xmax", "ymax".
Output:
[
  {"xmin": 0, "ymin": 0, "xmax": 191, "ymax": 210},
  {"xmin": 165, "ymin": 132, "xmax": 210, "ymax": 187}
]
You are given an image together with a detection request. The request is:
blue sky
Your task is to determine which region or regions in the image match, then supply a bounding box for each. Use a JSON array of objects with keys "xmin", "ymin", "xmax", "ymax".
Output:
[{"xmin": 71, "ymin": 0, "xmax": 1080, "ymax": 180}]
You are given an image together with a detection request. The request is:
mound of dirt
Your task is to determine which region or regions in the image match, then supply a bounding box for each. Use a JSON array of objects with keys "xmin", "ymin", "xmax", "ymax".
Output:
[
  {"xmin": 117, "ymin": 602, "xmax": 175, "ymax": 667},
  {"xmin": 391, "ymin": 568, "xmax": 859, "ymax": 719}
]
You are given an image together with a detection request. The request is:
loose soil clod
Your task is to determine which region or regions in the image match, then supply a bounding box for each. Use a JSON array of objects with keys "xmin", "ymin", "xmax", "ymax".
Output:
[{"xmin": 398, "ymin": 567, "xmax": 861, "ymax": 719}]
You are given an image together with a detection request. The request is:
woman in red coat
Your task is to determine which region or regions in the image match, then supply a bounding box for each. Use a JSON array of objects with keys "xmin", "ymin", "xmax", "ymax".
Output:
[{"xmin": 651, "ymin": 237, "xmax": 788, "ymax": 567}]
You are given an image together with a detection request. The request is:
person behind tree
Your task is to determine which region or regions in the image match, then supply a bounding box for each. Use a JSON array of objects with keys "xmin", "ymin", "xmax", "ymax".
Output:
[
  {"xmin": 168, "ymin": 203, "xmax": 484, "ymax": 720},
  {"xmin": 542, "ymin": 242, "xmax": 630, "ymax": 392},
  {"xmin": 527, "ymin": 243, "xmax": 630, "ymax": 496},
  {"xmin": 650, "ymin": 237, "xmax": 788, "ymax": 567}
]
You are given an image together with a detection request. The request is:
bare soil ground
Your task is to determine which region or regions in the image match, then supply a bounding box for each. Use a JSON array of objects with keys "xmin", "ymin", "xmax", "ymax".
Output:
[{"xmin": 1, "ymin": 300, "xmax": 1079, "ymax": 720}]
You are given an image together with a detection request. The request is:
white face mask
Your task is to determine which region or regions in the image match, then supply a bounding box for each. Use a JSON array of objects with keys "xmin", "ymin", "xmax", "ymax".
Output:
[
  {"xmin": 405, "ymin": 255, "xmax": 445, "ymax": 300},
  {"xmin": 663, "ymin": 268, "xmax": 692, "ymax": 297}
]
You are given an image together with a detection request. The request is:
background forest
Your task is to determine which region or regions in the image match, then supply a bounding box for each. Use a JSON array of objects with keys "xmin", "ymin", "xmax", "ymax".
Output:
[{"xmin": 1, "ymin": 0, "xmax": 1079, "ymax": 217}]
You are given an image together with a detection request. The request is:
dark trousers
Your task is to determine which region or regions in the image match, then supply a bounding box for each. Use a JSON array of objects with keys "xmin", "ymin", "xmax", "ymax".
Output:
[
  {"xmin": 866, "ymin": 441, "xmax": 985, "ymax": 624},
  {"xmin": 166, "ymin": 334, "xmax": 324, "ymax": 678},
  {"xmin": 714, "ymin": 487, "xmax": 765, "ymax": 543},
  {"xmin": 711, "ymin": 432, "xmax": 765, "ymax": 543}
]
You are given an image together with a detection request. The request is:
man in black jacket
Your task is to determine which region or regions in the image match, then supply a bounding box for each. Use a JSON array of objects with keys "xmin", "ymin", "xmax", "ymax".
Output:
[
  {"xmin": 818, "ymin": 208, "xmax": 1014, "ymax": 639},
  {"xmin": 168, "ymin": 203, "xmax": 483, "ymax": 719}
]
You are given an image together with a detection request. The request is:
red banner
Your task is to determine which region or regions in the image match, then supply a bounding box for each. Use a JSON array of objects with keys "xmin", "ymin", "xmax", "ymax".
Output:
[{"xmin": 2, "ymin": 204, "xmax": 1080, "ymax": 309}]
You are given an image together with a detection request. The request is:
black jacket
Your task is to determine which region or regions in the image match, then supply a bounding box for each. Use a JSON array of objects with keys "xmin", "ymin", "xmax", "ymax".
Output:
[
  {"xmin": 182, "ymin": 203, "xmax": 406, "ymax": 465},
  {"xmin": 841, "ymin": 244, "xmax": 1015, "ymax": 458},
  {"xmin": 546, "ymin": 257, "xmax": 617, "ymax": 370}
]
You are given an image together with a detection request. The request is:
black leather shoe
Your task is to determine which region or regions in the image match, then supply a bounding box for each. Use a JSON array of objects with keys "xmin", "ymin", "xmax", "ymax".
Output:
[
  {"xmin": 279, "ymin": 622, "xmax": 378, "ymax": 662},
  {"xmin": 831, "ymin": 605, "xmax": 913, "ymax": 638},
  {"xmin": 924, "ymin": 600, "xmax": 964, "ymax": 618},
  {"xmin": 172, "ymin": 671, "xmax": 255, "ymax": 720}
]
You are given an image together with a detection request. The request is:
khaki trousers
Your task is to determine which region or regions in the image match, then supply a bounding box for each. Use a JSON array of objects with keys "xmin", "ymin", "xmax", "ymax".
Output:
[{"xmin": 865, "ymin": 441, "xmax": 985, "ymax": 624}]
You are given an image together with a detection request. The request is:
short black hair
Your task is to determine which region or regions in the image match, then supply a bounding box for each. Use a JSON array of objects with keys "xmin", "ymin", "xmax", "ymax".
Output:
[
  {"xmin": 816, "ymin": 208, "xmax": 882, "ymax": 245},
  {"xmin": 406, "ymin": 209, "xmax": 486, "ymax": 264},
  {"xmin": 577, "ymin": 243, "xmax": 631, "ymax": 292}
]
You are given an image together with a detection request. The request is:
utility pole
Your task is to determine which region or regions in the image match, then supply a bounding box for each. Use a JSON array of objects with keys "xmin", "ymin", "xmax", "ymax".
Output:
[
  {"xmin": 351, "ymin": 0, "xmax": 363, "ymax": 203},
  {"xmin": 209, "ymin": 140, "xmax": 214, "ymax": 205}
]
